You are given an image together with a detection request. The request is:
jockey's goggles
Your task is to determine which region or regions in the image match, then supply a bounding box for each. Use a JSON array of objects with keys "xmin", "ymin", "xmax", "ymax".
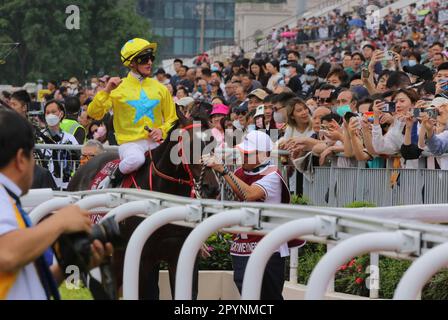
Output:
[{"xmin": 133, "ymin": 49, "xmax": 155, "ymax": 65}]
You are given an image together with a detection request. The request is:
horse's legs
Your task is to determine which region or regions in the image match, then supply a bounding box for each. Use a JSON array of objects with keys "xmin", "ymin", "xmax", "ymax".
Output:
[
  {"xmin": 138, "ymin": 259, "xmax": 161, "ymax": 300},
  {"xmin": 167, "ymin": 256, "xmax": 199, "ymax": 300}
]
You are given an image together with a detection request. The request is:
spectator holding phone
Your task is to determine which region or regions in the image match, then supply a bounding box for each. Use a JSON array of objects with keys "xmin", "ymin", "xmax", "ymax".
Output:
[
  {"xmin": 371, "ymin": 89, "xmax": 419, "ymax": 160},
  {"xmin": 423, "ymin": 97, "xmax": 448, "ymax": 156},
  {"xmin": 434, "ymin": 62, "xmax": 448, "ymax": 95}
]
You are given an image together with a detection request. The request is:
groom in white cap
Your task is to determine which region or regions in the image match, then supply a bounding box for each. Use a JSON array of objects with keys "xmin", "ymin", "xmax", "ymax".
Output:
[{"xmin": 204, "ymin": 130, "xmax": 302, "ymax": 299}]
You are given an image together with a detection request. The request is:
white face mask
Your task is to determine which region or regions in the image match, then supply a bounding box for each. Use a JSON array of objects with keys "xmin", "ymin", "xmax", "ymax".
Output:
[
  {"xmin": 46, "ymin": 114, "xmax": 60, "ymax": 127},
  {"xmin": 408, "ymin": 60, "xmax": 417, "ymax": 67},
  {"xmin": 273, "ymin": 111, "xmax": 286, "ymax": 124},
  {"xmin": 91, "ymin": 83, "xmax": 98, "ymax": 89},
  {"xmin": 233, "ymin": 119, "xmax": 243, "ymax": 130}
]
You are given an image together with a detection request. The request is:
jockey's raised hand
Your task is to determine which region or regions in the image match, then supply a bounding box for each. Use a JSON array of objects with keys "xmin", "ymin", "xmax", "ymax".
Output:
[
  {"xmin": 149, "ymin": 128, "xmax": 163, "ymax": 142},
  {"xmin": 104, "ymin": 77, "xmax": 122, "ymax": 94}
]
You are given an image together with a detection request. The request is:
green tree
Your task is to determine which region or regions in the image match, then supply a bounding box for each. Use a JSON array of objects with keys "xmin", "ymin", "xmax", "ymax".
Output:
[{"xmin": 0, "ymin": 0, "xmax": 152, "ymax": 85}]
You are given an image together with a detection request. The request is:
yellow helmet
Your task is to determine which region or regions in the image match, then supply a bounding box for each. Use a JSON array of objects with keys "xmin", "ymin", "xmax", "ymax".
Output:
[{"xmin": 120, "ymin": 38, "xmax": 157, "ymax": 67}]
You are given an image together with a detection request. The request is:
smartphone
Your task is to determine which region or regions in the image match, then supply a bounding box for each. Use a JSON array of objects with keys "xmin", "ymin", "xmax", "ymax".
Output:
[
  {"xmin": 383, "ymin": 101, "xmax": 396, "ymax": 113},
  {"xmin": 383, "ymin": 50, "xmax": 394, "ymax": 61},
  {"xmin": 439, "ymin": 79, "xmax": 448, "ymax": 91},
  {"xmin": 363, "ymin": 111, "xmax": 375, "ymax": 123},
  {"xmin": 344, "ymin": 112, "xmax": 359, "ymax": 123},
  {"xmin": 362, "ymin": 68, "xmax": 370, "ymax": 79}
]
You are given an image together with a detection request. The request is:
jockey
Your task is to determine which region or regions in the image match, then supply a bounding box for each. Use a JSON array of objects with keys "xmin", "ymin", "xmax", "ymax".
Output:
[{"xmin": 87, "ymin": 38, "xmax": 178, "ymax": 186}]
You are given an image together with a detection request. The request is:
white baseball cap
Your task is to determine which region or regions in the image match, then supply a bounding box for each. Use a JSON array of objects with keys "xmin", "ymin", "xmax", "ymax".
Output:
[
  {"xmin": 236, "ymin": 130, "xmax": 273, "ymax": 154},
  {"xmin": 177, "ymin": 97, "xmax": 195, "ymax": 107},
  {"xmin": 431, "ymin": 97, "xmax": 448, "ymax": 108},
  {"xmin": 254, "ymin": 105, "xmax": 265, "ymax": 118}
]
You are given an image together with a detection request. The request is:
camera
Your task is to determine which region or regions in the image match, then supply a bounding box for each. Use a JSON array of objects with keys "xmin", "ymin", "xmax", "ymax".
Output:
[
  {"xmin": 427, "ymin": 108, "xmax": 439, "ymax": 119},
  {"xmin": 53, "ymin": 217, "xmax": 121, "ymax": 300},
  {"xmin": 53, "ymin": 217, "xmax": 121, "ymax": 271},
  {"xmin": 413, "ymin": 108, "xmax": 420, "ymax": 118},
  {"xmin": 383, "ymin": 101, "xmax": 396, "ymax": 113}
]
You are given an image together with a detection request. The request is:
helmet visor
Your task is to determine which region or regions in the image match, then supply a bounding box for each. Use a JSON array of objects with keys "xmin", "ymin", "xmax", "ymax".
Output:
[{"xmin": 133, "ymin": 49, "xmax": 155, "ymax": 65}]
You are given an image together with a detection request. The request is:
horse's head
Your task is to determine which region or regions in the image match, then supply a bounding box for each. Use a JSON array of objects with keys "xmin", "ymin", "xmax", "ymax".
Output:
[{"xmin": 170, "ymin": 106, "xmax": 220, "ymax": 199}]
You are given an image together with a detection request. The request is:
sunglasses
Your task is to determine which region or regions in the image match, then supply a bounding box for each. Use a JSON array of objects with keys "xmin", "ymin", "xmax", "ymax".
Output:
[
  {"xmin": 273, "ymin": 105, "xmax": 286, "ymax": 112},
  {"xmin": 236, "ymin": 111, "xmax": 247, "ymax": 116},
  {"xmin": 134, "ymin": 51, "xmax": 155, "ymax": 65},
  {"xmin": 318, "ymin": 97, "xmax": 333, "ymax": 104}
]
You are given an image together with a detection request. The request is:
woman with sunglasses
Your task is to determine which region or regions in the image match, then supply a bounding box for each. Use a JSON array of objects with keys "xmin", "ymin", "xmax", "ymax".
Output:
[{"xmin": 87, "ymin": 38, "xmax": 177, "ymax": 187}]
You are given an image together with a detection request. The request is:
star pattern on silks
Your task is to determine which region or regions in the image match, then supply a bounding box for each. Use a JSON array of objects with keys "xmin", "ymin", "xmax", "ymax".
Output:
[{"xmin": 126, "ymin": 89, "xmax": 160, "ymax": 124}]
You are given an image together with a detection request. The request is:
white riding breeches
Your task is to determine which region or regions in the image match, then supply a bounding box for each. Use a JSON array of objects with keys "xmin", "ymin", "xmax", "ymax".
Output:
[{"xmin": 118, "ymin": 139, "xmax": 159, "ymax": 174}]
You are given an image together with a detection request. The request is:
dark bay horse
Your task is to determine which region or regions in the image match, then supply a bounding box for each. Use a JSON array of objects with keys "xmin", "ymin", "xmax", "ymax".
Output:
[{"xmin": 68, "ymin": 111, "xmax": 220, "ymax": 299}]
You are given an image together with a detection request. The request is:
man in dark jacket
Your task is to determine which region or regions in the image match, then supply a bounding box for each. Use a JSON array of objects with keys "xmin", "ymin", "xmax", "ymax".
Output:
[{"xmin": 285, "ymin": 62, "xmax": 304, "ymax": 95}]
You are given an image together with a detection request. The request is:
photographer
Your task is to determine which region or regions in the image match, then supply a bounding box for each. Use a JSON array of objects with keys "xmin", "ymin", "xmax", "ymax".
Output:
[{"xmin": 0, "ymin": 109, "xmax": 112, "ymax": 300}]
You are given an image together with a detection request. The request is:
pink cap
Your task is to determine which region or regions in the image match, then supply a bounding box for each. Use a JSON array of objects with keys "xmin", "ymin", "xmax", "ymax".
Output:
[{"xmin": 210, "ymin": 104, "xmax": 229, "ymax": 116}]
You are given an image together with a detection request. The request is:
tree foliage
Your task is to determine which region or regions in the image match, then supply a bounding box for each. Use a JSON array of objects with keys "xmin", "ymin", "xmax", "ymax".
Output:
[{"xmin": 0, "ymin": 0, "xmax": 152, "ymax": 85}]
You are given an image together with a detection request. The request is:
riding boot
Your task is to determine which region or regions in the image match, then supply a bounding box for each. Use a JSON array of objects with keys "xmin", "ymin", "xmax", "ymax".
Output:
[{"xmin": 110, "ymin": 167, "xmax": 125, "ymax": 188}]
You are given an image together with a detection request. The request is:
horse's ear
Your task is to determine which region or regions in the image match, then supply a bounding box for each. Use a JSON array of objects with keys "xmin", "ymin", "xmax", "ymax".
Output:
[{"xmin": 175, "ymin": 104, "xmax": 189, "ymax": 127}]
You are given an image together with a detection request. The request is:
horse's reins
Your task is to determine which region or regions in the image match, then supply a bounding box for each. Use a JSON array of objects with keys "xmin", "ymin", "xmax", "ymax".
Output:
[{"xmin": 148, "ymin": 123, "xmax": 206, "ymax": 198}]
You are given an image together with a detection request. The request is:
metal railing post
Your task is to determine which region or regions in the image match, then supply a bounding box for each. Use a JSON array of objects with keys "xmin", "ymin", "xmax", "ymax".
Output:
[
  {"xmin": 75, "ymin": 193, "xmax": 122, "ymax": 210},
  {"xmin": 394, "ymin": 242, "xmax": 448, "ymax": 300},
  {"xmin": 30, "ymin": 196, "xmax": 79, "ymax": 224},
  {"xmin": 305, "ymin": 231, "xmax": 420, "ymax": 300},
  {"xmin": 241, "ymin": 216, "xmax": 336, "ymax": 300},
  {"xmin": 102, "ymin": 199, "xmax": 161, "ymax": 223},
  {"xmin": 175, "ymin": 208, "xmax": 260, "ymax": 300},
  {"xmin": 289, "ymin": 247, "xmax": 299, "ymax": 285},
  {"xmin": 369, "ymin": 252, "xmax": 380, "ymax": 299},
  {"xmin": 122, "ymin": 205, "xmax": 202, "ymax": 300}
]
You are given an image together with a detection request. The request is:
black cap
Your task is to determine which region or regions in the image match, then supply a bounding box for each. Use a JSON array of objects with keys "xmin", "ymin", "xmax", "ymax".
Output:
[
  {"xmin": 234, "ymin": 100, "xmax": 248, "ymax": 113},
  {"xmin": 154, "ymin": 68, "xmax": 166, "ymax": 75},
  {"xmin": 403, "ymin": 64, "xmax": 433, "ymax": 81},
  {"xmin": 284, "ymin": 62, "xmax": 305, "ymax": 75}
]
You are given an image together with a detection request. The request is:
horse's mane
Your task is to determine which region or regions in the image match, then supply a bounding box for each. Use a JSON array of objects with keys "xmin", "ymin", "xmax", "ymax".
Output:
[{"xmin": 157, "ymin": 107, "xmax": 211, "ymax": 151}]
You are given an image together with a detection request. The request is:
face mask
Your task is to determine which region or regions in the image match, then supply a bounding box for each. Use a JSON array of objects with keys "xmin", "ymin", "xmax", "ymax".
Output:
[
  {"xmin": 408, "ymin": 60, "xmax": 417, "ymax": 67},
  {"xmin": 273, "ymin": 111, "xmax": 286, "ymax": 124},
  {"xmin": 280, "ymin": 67, "xmax": 289, "ymax": 77},
  {"xmin": 336, "ymin": 105, "xmax": 352, "ymax": 117},
  {"xmin": 46, "ymin": 114, "xmax": 60, "ymax": 127},
  {"xmin": 247, "ymin": 124, "xmax": 256, "ymax": 132},
  {"xmin": 233, "ymin": 119, "xmax": 243, "ymax": 130},
  {"xmin": 305, "ymin": 75, "xmax": 317, "ymax": 83},
  {"xmin": 305, "ymin": 64, "xmax": 315, "ymax": 73},
  {"xmin": 94, "ymin": 126, "xmax": 107, "ymax": 140},
  {"xmin": 91, "ymin": 83, "xmax": 98, "ymax": 89},
  {"xmin": 211, "ymin": 66, "xmax": 219, "ymax": 72}
]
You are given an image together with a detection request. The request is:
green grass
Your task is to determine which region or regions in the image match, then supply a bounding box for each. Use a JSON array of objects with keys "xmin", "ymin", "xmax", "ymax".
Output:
[{"xmin": 59, "ymin": 284, "xmax": 93, "ymax": 300}]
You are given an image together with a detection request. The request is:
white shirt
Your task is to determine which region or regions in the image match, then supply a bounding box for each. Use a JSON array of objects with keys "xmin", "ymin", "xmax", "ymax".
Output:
[
  {"xmin": 372, "ymin": 120, "xmax": 405, "ymax": 155},
  {"xmin": 0, "ymin": 173, "xmax": 47, "ymax": 300},
  {"xmin": 246, "ymin": 166, "xmax": 289, "ymax": 257}
]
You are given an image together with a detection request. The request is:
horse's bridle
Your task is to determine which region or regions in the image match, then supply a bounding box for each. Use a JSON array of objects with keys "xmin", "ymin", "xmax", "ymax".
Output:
[{"xmin": 149, "ymin": 123, "xmax": 209, "ymax": 199}]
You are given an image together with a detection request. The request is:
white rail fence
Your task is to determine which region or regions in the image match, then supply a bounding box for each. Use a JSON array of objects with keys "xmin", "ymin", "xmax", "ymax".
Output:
[{"xmin": 23, "ymin": 188, "xmax": 448, "ymax": 300}]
